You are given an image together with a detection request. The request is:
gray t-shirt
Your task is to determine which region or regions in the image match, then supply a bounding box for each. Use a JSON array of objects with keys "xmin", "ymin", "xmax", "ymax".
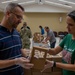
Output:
[{"xmin": 47, "ymin": 29, "xmax": 56, "ymax": 44}]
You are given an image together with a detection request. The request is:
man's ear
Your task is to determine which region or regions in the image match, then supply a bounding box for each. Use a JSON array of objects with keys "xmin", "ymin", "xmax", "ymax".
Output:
[
  {"xmin": 7, "ymin": 11, "xmax": 11, "ymax": 15},
  {"xmin": 5, "ymin": 10, "xmax": 11, "ymax": 17}
]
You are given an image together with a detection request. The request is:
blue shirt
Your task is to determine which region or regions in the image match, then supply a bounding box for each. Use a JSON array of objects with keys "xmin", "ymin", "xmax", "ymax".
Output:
[
  {"xmin": 0, "ymin": 26, "xmax": 24, "ymax": 75},
  {"xmin": 41, "ymin": 28, "xmax": 45, "ymax": 35}
]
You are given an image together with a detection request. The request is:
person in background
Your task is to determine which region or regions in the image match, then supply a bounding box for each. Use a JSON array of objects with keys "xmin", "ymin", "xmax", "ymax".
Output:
[
  {"xmin": 44, "ymin": 26, "xmax": 56, "ymax": 48},
  {"xmin": 20, "ymin": 22, "xmax": 32, "ymax": 49},
  {"xmin": 39, "ymin": 25, "xmax": 45, "ymax": 35},
  {"xmin": 0, "ymin": 3, "xmax": 33, "ymax": 75},
  {"xmin": 21, "ymin": 22, "xmax": 30, "ymax": 30},
  {"xmin": 41, "ymin": 10, "xmax": 75, "ymax": 75}
]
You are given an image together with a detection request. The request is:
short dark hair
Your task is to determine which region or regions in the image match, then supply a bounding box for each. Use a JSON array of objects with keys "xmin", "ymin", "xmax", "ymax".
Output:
[
  {"xmin": 39, "ymin": 25, "xmax": 42, "ymax": 28},
  {"xmin": 44, "ymin": 26, "xmax": 49, "ymax": 29},
  {"xmin": 23, "ymin": 22, "xmax": 27, "ymax": 24},
  {"xmin": 68, "ymin": 10, "xmax": 75, "ymax": 21}
]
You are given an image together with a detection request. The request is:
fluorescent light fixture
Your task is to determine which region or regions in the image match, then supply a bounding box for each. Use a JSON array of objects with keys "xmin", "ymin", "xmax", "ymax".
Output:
[
  {"xmin": 39, "ymin": 0, "xmax": 43, "ymax": 5},
  {"xmin": 59, "ymin": 0, "xmax": 75, "ymax": 5},
  {"xmin": 39, "ymin": 2, "xmax": 43, "ymax": 5},
  {"xmin": 45, "ymin": 1, "xmax": 72, "ymax": 9},
  {"xmin": 2, "ymin": 0, "xmax": 18, "ymax": 4},
  {"xmin": 19, "ymin": 0, "xmax": 35, "ymax": 5}
]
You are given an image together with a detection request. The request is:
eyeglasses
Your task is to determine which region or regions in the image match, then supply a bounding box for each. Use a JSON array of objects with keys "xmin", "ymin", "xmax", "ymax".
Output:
[{"xmin": 11, "ymin": 12, "xmax": 23, "ymax": 20}]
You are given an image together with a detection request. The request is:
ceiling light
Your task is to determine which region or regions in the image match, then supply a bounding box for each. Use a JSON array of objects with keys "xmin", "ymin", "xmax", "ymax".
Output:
[
  {"xmin": 39, "ymin": 0, "xmax": 43, "ymax": 5},
  {"xmin": 59, "ymin": 0, "xmax": 75, "ymax": 5},
  {"xmin": 45, "ymin": 1, "xmax": 72, "ymax": 9},
  {"xmin": 2, "ymin": 0, "xmax": 18, "ymax": 4},
  {"xmin": 19, "ymin": 0, "xmax": 35, "ymax": 5}
]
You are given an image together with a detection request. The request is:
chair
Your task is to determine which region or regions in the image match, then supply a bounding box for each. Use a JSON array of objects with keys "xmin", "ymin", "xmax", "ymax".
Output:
[
  {"xmin": 53, "ymin": 31, "xmax": 58, "ymax": 37},
  {"xmin": 64, "ymin": 31, "xmax": 68, "ymax": 36},
  {"xmin": 58, "ymin": 31, "xmax": 64, "ymax": 42}
]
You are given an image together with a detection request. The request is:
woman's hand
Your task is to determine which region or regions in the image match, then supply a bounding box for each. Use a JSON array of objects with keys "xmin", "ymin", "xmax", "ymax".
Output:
[{"xmin": 41, "ymin": 60, "xmax": 54, "ymax": 72}]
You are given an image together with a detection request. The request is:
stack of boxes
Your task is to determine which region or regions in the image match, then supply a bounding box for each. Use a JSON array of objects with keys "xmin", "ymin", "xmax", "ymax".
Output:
[{"xmin": 33, "ymin": 32, "xmax": 44, "ymax": 43}]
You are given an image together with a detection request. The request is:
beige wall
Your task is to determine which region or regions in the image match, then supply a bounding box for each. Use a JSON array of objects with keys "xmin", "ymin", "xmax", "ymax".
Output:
[
  {"xmin": 18, "ymin": 13, "xmax": 67, "ymax": 34},
  {"xmin": 0, "ymin": 12, "xmax": 68, "ymax": 34},
  {"xmin": 0, "ymin": 12, "xmax": 3, "ymax": 22}
]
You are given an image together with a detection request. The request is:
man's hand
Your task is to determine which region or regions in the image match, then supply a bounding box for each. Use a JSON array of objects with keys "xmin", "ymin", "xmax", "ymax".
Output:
[{"xmin": 15, "ymin": 57, "xmax": 34, "ymax": 69}]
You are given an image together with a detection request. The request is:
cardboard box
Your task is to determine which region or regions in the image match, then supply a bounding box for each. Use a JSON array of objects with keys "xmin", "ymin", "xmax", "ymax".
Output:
[
  {"xmin": 51, "ymin": 56, "xmax": 62, "ymax": 72},
  {"xmin": 43, "ymin": 72, "xmax": 62, "ymax": 75},
  {"xmin": 24, "ymin": 69, "xmax": 62, "ymax": 75},
  {"xmin": 24, "ymin": 46, "xmax": 62, "ymax": 75},
  {"xmin": 30, "ymin": 46, "xmax": 48, "ymax": 70},
  {"xmin": 33, "ymin": 32, "xmax": 44, "ymax": 43}
]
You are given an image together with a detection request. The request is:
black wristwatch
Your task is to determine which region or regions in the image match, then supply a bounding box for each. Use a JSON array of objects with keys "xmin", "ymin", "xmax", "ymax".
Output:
[{"xmin": 53, "ymin": 61, "xmax": 56, "ymax": 67}]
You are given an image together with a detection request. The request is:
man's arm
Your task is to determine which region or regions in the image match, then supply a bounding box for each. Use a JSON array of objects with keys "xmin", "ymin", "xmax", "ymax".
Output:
[
  {"xmin": 45, "ymin": 36, "xmax": 50, "ymax": 42},
  {"xmin": 0, "ymin": 59, "xmax": 16, "ymax": 68},
  {"xmin": 0, "ymin": 57, "xmax": 34, "ymax": 69}
]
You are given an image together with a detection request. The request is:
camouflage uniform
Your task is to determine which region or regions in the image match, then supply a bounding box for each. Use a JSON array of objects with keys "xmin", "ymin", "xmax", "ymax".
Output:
[{"xmin": 20, "ymin": 27, "xmax": 32, "ymax": 49}]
